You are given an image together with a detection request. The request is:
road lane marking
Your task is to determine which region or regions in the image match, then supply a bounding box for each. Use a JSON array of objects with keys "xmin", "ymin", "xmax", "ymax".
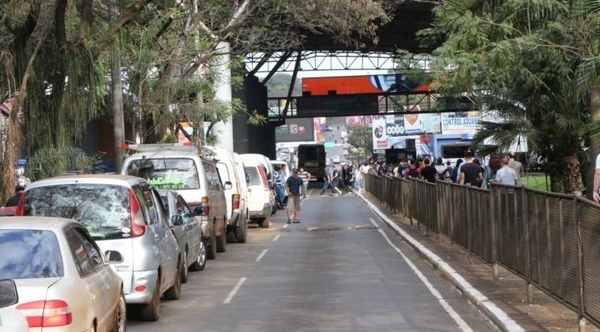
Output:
[
  {"xmin": 368, "ymin": 218, "xmax": 380, "ymax": 228},
  {"xmin": 223, "ymin": 277, "xmax": 247, "ymax": 304},
  {"xmin": 283, "ymin": 224, "xmax": 289, "ymax": 229},
  {"xmin": 256, "ymin": 249, "xmax": 268, "ymax": 262},
  {"xmin": 376, "ymin": 228, "xmax": 473, "ymax": 332},
  {"xmin": 273, "ymin": 234, "xmax": 281, "ymax": 242},
  {"xmin": 307, "ymin": 227, "xmax": 318, "ymax": 231}
]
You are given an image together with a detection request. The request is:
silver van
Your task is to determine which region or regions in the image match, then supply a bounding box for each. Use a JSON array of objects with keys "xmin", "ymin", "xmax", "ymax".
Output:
[
  {"xmin": 121, "ymin": 144, "xmax": 228, "ymax": 260},
  {"xmin": 17, "ymin": 174, "xmax": 182, "ymax": 321}
]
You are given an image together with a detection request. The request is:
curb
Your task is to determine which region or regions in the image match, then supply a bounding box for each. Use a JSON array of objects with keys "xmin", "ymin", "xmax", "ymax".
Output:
[{"xmin": 358, "ymin": 192, "xmax": 525, "ymax": 332}]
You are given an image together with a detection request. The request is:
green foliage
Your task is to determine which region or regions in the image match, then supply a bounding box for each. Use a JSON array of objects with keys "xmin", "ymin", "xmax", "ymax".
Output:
[
  {"xmin": 25, "ymin": 147, "xmax": 94, "ymax": 181},
  {"xmin": 346, "ymin": 125, "xmax": 373, "ymax": 159}
]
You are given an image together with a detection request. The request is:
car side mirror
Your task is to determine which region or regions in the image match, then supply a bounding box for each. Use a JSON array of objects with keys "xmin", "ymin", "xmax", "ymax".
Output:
[
  {"xmin": 193, "ymin": 206, "xmax": 204, "ymax": 216},
  {"xmin": 104, "ymin": 250, "xmax": 124, "ymax": 263},
  {"xmin": 0, "ymin": 279, "xmax": 18, "ymax": 308},
  {"xmin": 224, "ymin": 181, "xmax": 233, "ymax": 190},
  {"xmin": 171, "ymin": 215, "xmax": 184, "ymax": 226}
]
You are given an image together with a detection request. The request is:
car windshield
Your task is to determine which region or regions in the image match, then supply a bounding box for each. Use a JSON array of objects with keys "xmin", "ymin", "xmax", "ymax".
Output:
[
  {"xmin": 0, "ymin": 229, "xmax": 64, "ymax": 279},
  {"xmin": 244, "ymin": 167, "xmax": 261, "ymax": 186},
  {"xmin": 126, "ymin": 158, "xmax": 200, "ymax": 190},
  {"xmin": 24, "ymin": 184, "xmax": 130, "ymax": 240}
]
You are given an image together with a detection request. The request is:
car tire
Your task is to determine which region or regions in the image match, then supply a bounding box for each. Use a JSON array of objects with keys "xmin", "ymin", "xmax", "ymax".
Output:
[
  {"xmin": 236, "ymin": 216, "xmax": 247, "ymax": 243},
  {"xmin": 180, "ymin": 251, "xmax": 189, "ymax": 284},
  {"xmin": 207, "ymin": 228, "xmax": 217, "ymax": 260},
  {"xmin": 137, "ymin": 276, "xmax": 161, "ymax": 321},
  {"xmin": 190, "ymin": 239, "xmax": 206, "ymax": 271},
  {"xmin": 216, "ymin": 218, "xmax": 227, "ymax": 253},
  {"xmin": 113, "ymin": 291, "xmax": 127, "ymax": 332},
  {"xmin": 260, "ymin": 216, "xmax": 270, "ymax": 228},
  {"xmin": 164, "ymin": 258, "xmax": 182, "ymax": 300}
]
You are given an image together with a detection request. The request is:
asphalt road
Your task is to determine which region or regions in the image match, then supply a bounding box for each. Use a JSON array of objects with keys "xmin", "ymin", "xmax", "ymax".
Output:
[{"xmin": 128, "ymin": 187, "xmax": 496, "ymax": 332}]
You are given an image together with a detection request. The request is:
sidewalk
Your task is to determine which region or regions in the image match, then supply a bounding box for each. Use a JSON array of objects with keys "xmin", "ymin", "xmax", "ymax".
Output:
[{"xmin": 359, "ymin": 191, "xmax": 599, "ymax": 332}]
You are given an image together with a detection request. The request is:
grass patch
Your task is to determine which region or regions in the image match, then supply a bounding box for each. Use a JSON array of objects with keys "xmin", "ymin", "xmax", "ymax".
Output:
[{"xmin": 522, "ymin": 174, "xmax": 549, "ymax": 191}]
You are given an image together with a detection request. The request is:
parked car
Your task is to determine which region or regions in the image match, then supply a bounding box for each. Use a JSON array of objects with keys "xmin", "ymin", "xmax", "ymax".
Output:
[
  {"xmin": 0, "ymin": 279, "xmax": 28, "ymax": 332},
  {"xmin": 243, "ymin": 160, "xmax": 273, "ymax": 228},
  {"xmin": 161, "ymin": 190, "xmax": 206, "ymax": 283},
  {"xmin": 205, "ymin": 146, "xmax": 249, "ymax": 243},
  {"xmin": 0, "ymin": 217, "xmax": 126, "ymax": 331},
  {"xmin": 121, "ymin": 143, "xmax": 229, "ymax": 260},
  {"xmin": 240, "ymin": 153, "xmax": 277, "ymax": 215},
  {"xmin": 17, "ymin": 174, "xmax": 182, "ymax": 321}
]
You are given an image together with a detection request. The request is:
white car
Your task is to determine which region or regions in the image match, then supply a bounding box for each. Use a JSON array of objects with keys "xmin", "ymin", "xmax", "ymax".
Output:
[
  {"xmin": 0, "ymin": 217, "xmax": 126, "ymax": 331},
  {"xmin": 243, "ymin": 160, "xmax": 273, "ymax": 228}
]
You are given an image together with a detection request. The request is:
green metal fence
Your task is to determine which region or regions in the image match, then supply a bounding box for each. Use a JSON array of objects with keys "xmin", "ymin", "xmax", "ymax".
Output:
[{"xmin": 364, "ymin": 174, "xmax": 600, "ymax": 327}]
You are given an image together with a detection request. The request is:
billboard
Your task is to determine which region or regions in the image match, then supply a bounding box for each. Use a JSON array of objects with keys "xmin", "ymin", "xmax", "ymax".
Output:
[
  {"xmin": 371, "ymin": 115, "xmax": 434, "ymax": 156},
  {"xmin": 296, "ymin": 94, "xmax": 379, "ymax": 117},
  {"xmin": 275, "ymin": 118, "xmax": 314, "ymax": 142},
  {"xmin": 302, "ymin": 74, "xmax": 431, "ymax": 96},
  {"xmin": 441, "ymin": 111, "xmax": 480, "ymax": 134}
]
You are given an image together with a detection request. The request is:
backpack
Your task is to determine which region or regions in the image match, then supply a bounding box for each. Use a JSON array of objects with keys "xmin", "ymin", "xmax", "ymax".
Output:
[{"xmin": 408, "ymin": 168, "xmax": 419, "ymax": 178}]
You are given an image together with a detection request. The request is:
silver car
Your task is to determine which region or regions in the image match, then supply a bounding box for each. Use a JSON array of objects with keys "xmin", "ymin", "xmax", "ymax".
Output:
[
  {"xmin": 0, "ymin": 279, "xmax": 28, "ymax": 332},
  {"xmin": 0, "ymin": 217, "xmax": 126, "ymax": 331},
  {"xmin": 18, "ymin": 174, "xmax": 183, "ymax": 321},
  {"xmin": 161, "ymin": 190, "xmax": 207, "ymax": 283}
]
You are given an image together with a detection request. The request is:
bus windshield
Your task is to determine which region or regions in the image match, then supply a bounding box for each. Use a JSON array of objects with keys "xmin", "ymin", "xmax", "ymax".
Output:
[{"xmin": 297, "ymin": 144, "xmax": 326, "ymax": 180}]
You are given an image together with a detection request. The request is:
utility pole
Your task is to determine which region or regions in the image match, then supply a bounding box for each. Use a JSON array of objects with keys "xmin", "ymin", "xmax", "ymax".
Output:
[{"xmin": 110, "ymin": 1, "xmax": 125, "ymax": 172}]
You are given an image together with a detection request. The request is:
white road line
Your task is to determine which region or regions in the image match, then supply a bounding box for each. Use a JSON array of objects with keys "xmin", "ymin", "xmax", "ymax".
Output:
[
  {"xmin": 283, "ymin": 224, "xmax": 289, "ymax": 229},
  {"xmin": 223, "ymin": 277, "xmax": 247, "ymax": 304},
  {"xmin": 273, "ymin": 234, "xmax": 281, "ymax": 242},
  {"xmin": 376, "ymin": 228, "xmax": 474, "ymax": 332},
  {"xmin": 307, "ymin": 227, "xmax": 318, "ymax": 231},
  {"xmin": 368, "ymin": 218, "xmax": 380, "ymax": 228},
  {"xmin": 255, "ymin": 249, "xmax": 268, "ymax": 262}
]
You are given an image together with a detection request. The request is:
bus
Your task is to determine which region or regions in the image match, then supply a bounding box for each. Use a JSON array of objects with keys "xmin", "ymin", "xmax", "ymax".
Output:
[{"xmin": 297, "ymin": 144, "xmax": 326, "ymax": 181}]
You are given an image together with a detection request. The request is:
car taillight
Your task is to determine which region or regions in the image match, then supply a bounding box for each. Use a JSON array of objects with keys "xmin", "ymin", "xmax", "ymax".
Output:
[
  {"xmin": 201, "ymin": 196, "xmax": 210, "ymax": 216},
  {"xmin": 17, "ymin": 300, "xmax": 73, "ymax": 327},
  {"xmin": 232, "ymin": 194, "xmax": 240, "ymax": 210},
  {"xmin": 129, "ymin": 189, "xmax": 146, "ymax": 237},
  {"xmin": 15, "ymin": 193, "xmax": 25, "ymax": 216}
]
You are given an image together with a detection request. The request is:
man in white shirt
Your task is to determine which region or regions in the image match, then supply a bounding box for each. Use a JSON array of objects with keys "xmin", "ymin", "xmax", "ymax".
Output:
[
  {"xmin": 495, "ymin": 157, "xmax": 518, "ymax": 186},
  {"xmin": 593, "ymin": 153, "xmax": 600, "ymax": 203}
]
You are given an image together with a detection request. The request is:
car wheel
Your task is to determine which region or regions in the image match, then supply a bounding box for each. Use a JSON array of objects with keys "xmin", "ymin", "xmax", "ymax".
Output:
[
  {"xmin": 113, "ymin": 291, "xmax": 127, "ymax": 332},
  {"xmin": 216, "ymin": 219, "xmax": 227, "ymax": 253},
  {"xmin": 164, "ymin": 258, "xmax": 182, "ymax": 300},
  {"xmin": 138, "ymin": 276, "xmax": 160, "ymax": 321},
  {"xmin": 260, "ymin": 216, "xmax": 270, "ymax": 228},
  {"xmin": 190, "ymin": 239, "xmax": 206, "ymax": 271},
  {"xmin": 226, "ymin": 230, "xmax": 237, "ymax": 243},
  {"xmin": 180, "ymin": 251, "xmax": 189, "ymax": 284},
  {"xmin": 236, "ymin": 216, "xmax": 247, "ymax": 243},
  {"xmin": 207, "ymin": 228, "xmax": 217, "ymax": 260}
]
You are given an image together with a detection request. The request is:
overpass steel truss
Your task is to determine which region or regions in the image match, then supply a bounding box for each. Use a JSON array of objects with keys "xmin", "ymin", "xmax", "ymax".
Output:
[{"xmin": 244, "ymin": 51, "xmax": 431, "ymax": 76}]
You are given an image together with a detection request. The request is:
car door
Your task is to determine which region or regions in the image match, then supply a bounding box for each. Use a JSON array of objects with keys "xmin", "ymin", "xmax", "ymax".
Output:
[
  {"xmin": 176, "ymin": 195, "xmax": 201, "ymax": 264},
  {"xmin": 164, "ymin": 191, "xmax": 185, "ymax": 254},
  {"xmin": 64, "ymin": 225, "xmax": 114, "ymax": 331},
  {"xmin": 150, "ymin": 187, "xmax": 179, "ymax": 291}
]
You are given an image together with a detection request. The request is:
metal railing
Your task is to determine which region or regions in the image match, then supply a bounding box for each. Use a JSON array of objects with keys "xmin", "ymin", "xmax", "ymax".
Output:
[{"xmin": 364, "ymin": 174, "xmax": 600, "ymax": 328}]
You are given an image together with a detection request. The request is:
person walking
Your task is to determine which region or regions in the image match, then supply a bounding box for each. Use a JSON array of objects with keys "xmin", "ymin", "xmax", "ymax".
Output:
[
  {"xmin": 507, "ymin": 152, "xmax": 524, "ymax": 183},
  {"xmin": 272, "ymin": 165, "xmax": 284, "ymax": 209},
  {"xmin": 297, "ymin": 167, "xmax": 311, "ymax": 199},
  {"xmin": 459, "ymin": 151, "xmax": 483, "ymax": 186},
  {"xmin": 319, "ymin": 166, "xmax": 336, "ymax": 196},
  {"xmin": 420, "ymin": 158, "xmax": 438, "ymax": 183},
  {"xmin": 495, "ymin": 156, "xmax": 519, "ymax": 186},
  {"xmin": 285, "ymin": 169, "xmax": 304, "ymax": 223}
]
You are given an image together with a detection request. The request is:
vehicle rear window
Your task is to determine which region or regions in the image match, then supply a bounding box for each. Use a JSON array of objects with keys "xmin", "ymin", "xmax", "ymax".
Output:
[
  {"xmin": 24, "ymin": 184, "xmax": 130, "ymax": 240},
  {"xmin": 126, "ymin": 158, "xmax": 200, "ymax": 190},
  {"xmin": 0, "ymin": 230, "xmax": 64, "ymax": 279},
  {"xmin": 244, "ymin": 167, "xmax": 262, "ymax": 186}
]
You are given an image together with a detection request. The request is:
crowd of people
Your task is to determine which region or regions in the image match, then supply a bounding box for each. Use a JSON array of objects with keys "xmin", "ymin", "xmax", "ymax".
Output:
[{"xmin": 358, "ymin": 150, "xmax": 525, "ymax": 189}]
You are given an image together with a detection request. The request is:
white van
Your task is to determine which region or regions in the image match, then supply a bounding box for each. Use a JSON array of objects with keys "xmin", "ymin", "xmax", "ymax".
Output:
[
  {"xmin": 121, "ymin": 143, "xmax": 229, "ymax": 260},
  {"xmin": 240, "ymin": 153, "xmax": 276, "ymax": 215},
  {"xmin": 243, "ymin": 160, "xmax": 272, "ymax": 228},
  {"xmin": 204, "ymin": 146, "xmax": 249, "ymax": 243}
]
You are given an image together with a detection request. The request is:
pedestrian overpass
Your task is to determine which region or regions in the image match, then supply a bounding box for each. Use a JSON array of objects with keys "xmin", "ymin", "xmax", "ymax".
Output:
[{"xmin": 232, "ymin": 1, "xmax": 442, "ymax": 159}]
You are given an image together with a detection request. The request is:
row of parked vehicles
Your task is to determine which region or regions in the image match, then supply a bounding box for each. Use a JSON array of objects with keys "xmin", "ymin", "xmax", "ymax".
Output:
[{"xmin": 0, "ymin": 143, "xmax": 281, "ymax": 331}]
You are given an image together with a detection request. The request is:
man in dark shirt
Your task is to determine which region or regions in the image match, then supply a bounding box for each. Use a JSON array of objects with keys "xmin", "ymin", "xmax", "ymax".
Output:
[
  {"xmin": 285, "ymin": 169, "xmax": 303, "ymax": 223},
  {"xmin": 459, "ymin": 151, "xmax": 483, "ymax": 186},
  {"xmin": 420, "ymin": 158, "xmax": 438, "ymax": 183}
]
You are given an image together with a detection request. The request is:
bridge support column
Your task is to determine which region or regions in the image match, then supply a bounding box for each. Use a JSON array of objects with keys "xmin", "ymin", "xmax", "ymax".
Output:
[{"xmin": 212, "ymin": 41, "xmax": 234, "ymax": 151}]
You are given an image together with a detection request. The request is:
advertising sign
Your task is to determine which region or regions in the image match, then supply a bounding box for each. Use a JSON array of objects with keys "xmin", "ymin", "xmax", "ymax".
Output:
[
  {"xmin": 441, "ymin": 111, "xmax": 480, "ymax": 134},
  {"xmin": 275, "ymin": 118, "xmax": 315, "ymax": 142},
  {"xmin": 403, "ymin": 106, "xmax": 441, "ymax": 135}
]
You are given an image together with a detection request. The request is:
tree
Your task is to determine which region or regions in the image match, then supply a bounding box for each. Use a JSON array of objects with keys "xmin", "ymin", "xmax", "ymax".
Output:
[
  {"xmin": 346, "ymin": 124, "xmax": 373, "ymax": 159},
  {"xmin": 419, "ymin": 0, "xmax": 600, "ymax": 193}
]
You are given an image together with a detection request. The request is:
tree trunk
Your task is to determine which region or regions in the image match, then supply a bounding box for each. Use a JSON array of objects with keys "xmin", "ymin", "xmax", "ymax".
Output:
[{"xmin": 587, "ymin": 85, "xmax": 600, "ymax": 199}]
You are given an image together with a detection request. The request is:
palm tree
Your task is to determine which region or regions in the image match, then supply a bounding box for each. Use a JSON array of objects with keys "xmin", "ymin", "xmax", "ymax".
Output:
[{"xmin": 420, "ymin": 0, "xmax": 600, "ymax": 194}]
